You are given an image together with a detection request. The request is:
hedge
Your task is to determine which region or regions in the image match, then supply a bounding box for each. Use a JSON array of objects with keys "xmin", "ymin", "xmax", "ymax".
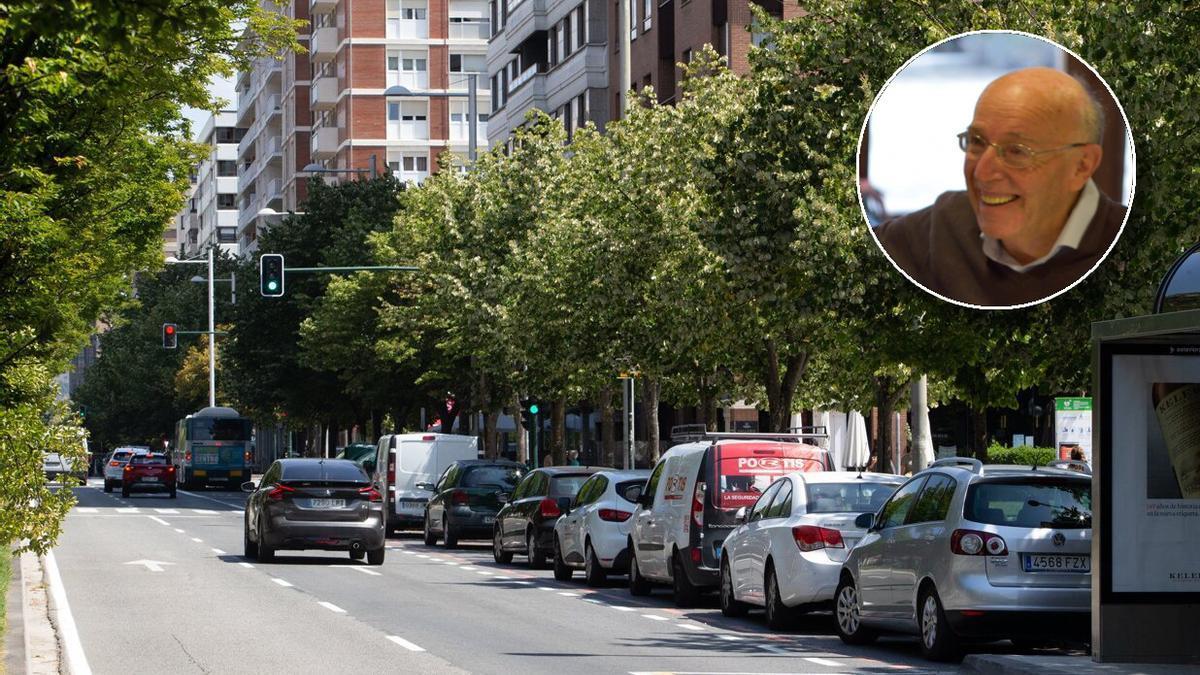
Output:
[{"xmin": 986, "ymin": 443, "xmax": 1057, "ymax": 466}]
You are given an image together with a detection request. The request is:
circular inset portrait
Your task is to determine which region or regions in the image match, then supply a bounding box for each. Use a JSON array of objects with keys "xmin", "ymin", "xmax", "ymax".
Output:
[{"xmin": 859, "ymin": 31, "xmax": 1135, "ymax": 309}]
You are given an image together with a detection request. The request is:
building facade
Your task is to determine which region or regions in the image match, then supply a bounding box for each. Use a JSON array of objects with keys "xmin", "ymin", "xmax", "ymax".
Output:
[{"xmin": 174, "ymin": 111, "xmax": 242, "ymax": 259}]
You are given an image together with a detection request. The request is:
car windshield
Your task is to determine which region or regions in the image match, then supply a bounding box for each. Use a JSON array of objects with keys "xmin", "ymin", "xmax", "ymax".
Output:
[
  {"xmin": 548, "ymin": 475, "xmax": 591, "ymax": 498},
  {"xmin": 805, "ymin": 481, "xmax": 904, "ymax": 514},
  {"xmin": 130, "ymin": 455, "xmax": 170, "ymax": 466},
  {"xmin": 964, "ymin": 478, "xmax": 1092, "ymax": 529},
  {"xmin": 461, "ymin": 466, "xmax": 524, "ymax": 489},
  {"xmin": 715, "ymin": 443, "xmax": 828, "ymax": 509}
]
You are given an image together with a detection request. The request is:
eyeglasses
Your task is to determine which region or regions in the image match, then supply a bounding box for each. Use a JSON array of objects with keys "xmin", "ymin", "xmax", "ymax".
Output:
[{"xmin": 957, "ymin": 131, "xmax": 1090, "ymax": 169}]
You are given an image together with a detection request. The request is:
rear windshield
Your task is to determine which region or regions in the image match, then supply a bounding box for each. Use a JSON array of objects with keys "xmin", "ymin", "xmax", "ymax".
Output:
[
  {"xmin": 715, "ymin": 444, "xmax": 828, "ymax": 508},
  {"xmin": 130, "ymin": 455, "xmax": 170, "ymax": 466},
  {"xmin": 189, "ymin": 418, "xmax": 252, "ymax": 441},
  {"xmin": 964, "ymin": 478, "xmax": 1092, "ymax": 529},
  {"xmin": 615, "ymin": 479, "xmax": 645, "ymax": 504},
  {"xmin": 112, "ymin": 451, "xmax": 134, "ymax": 461},
  {"xmin": 462, "ymin": 465, "xmax": 524, "ymax": 489},
  {"xmin": 548, "ymin": 475, "xmax": 592, "ymax": 498},
  {"xmin": 805, "ymin": 481, "xmax": 903, "ymax": 514},
  {"xmin": 282, "ymin": 461, "xmax": 367, "ymax": 482}
]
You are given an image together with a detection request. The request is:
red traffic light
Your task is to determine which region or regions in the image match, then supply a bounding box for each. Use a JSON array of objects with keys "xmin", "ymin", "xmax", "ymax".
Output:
[
  {"xmin": 162, "ymin": 322, "xmax": 178, "ymax": 349},
  {"xmin": 165, "ymin": 325, "xmax": 175, "ymax": 335}
]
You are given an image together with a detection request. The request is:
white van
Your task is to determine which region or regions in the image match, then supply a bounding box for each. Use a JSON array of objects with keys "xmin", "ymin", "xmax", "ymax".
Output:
[
  {"xmin": 628, "ymin": 428, "xmax": 833, "ymax": 606},
  {"xmin": 371, "ymin": 433, "xmax": 480, "ymax": 534}
]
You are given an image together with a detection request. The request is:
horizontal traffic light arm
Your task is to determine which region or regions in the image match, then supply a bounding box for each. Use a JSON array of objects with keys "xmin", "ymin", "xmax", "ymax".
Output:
[
  {"xmin": 285, "ymin": 265, "xmax": 419, "ymax": 273},
  {"xmin": 167, "ymin": 330, "xmax": 229, "ymax": 335}
]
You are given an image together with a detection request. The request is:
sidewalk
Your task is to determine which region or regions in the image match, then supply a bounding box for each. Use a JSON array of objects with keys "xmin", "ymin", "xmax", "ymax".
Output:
[
  {"xmin": 963, "ymin": 653, "xmax": 1198, "ymax": 674},
  {"xmin": 6, "ymin": 549, "xmax": 63, "ymax": 674}
]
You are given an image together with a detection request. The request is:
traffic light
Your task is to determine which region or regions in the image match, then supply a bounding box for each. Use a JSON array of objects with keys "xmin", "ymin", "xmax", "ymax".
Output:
[
  {"xmin": 162, "ymin": 323, "xmax": 177, "ymax": 349},
  {"xmin": 520, "ymin": 400, "xmax": 540, "ymax": 430},
  {"xmin": 260, "ymin": 253, "xmax": 285, "ymax": 297}
]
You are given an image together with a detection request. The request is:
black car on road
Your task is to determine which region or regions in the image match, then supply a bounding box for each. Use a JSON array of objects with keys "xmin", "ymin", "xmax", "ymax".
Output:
[
  {"xmin": 493, "ymin": 466, "xmax": 604, "ymax": 568},
  {"xmin": 242, "ymin": 458, "xmax": 385, "ymax": 565},
  {"xmin": 422, "ymin": 459, "xmax": 527, "ymax": 548}
]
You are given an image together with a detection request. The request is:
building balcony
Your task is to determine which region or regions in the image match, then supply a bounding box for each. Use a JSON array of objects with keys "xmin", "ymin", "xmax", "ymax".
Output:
[
  {"xmin": 311, "ymin": 126, "xmax": 339, "ymax": 159},
  {"xmin": 311, "ymin": 74, "xmax": 338, "ymax": 110},
  {"xmin": 504, "ymin": 0, "xmax": 548, "ymax": 47},
  {"xmin": 311, "ymin": 0, "xmax": 338, "ymax": 13},
  {"xmin": 311, "ymin": 26, "xmax": 338, "ymax": 63}
]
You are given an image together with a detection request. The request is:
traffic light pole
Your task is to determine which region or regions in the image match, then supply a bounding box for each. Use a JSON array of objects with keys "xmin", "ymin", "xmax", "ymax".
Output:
[{"xmin": 207, "ymin": 247, "xmax": 215, "ymax": 408}]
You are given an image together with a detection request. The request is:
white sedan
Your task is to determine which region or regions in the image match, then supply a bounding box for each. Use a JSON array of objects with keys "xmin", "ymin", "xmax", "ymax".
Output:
[
  {"xmin": 552, "ymin": 469, "xmax": 650, "ymax": 585},
  {"xmin": 720, "ymin": 471, "xmax": 904, "ymax": 628}
]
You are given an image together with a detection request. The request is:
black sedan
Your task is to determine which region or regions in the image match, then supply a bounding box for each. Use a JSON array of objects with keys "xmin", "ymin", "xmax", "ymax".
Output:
[
  {"xmin": 421, "ymin": 459, "xmax": 526, "ymax": 548},
  {"xmin": 493, "ymin": 466, "xmax": 603, "ymax": 568},
  {"xmin": 242, "ymin": 458, "xmax": 385, "ymax": 565}
]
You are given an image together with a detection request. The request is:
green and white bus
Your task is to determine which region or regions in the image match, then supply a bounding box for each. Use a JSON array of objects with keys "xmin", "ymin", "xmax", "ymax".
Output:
[{"xmin": 174, "ymin": 406, "xmax": 253, "ymax": 489}]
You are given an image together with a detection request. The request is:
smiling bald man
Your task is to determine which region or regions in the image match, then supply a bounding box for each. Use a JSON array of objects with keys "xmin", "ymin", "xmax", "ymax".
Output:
[{"xmin": 873, "ymin": 67, "xmax": 1126, "ymax": 308}]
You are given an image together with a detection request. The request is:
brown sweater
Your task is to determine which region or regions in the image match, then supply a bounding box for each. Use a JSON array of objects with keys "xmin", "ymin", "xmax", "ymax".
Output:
[{"xmin": 873, "ymin": 190, "xmax": 1127, "ymax": 307}]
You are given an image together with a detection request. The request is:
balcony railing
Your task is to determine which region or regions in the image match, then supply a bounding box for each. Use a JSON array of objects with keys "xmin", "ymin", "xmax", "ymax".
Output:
[
  {"xmin": 508, "ymin": 63, "xmax": 542, "ymax": 93},
  {"xmin": 310, "ymin": 74, "xmax": 338, "ymax": 110},
  {"xmin": 449, "ymin": 20, "xmax": 490, "ymax": 40},
  {"xmin": 311, "ymin": 26, "xmax": 337, "ymax": 62}
]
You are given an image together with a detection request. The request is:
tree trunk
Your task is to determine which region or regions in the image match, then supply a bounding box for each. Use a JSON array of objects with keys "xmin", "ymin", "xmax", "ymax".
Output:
[
  {"xmin": 645, "ymin": 377, "xmax": 661, "ymax": 462},
  {"xmin": 598, "ymin": 386, "xmax": 615, "ymax": 467},
  {"xmin": 872, "ymin": 375, "xmax": 905, "ymax": 474},
  {"xmin": 484, "ymin": 410, "xmax": 499, "ymax": 458},
  {"xmin": 761, "ymin": 338, "xmax": 809, "ymax": 432},
  {"xmin": 551, "ymin": 397, "xmax": 567, "ymax": 465},
  {"xmin": 512, "ymin": 394, "xmax": 527, "ymax": 465},
  {"xmin": 972, "ymin": 408, "xmax": 989, "ymax": 460},
  {"xmin": 699, "ymin": 373, "xmax": 718, "ymax": 432}
]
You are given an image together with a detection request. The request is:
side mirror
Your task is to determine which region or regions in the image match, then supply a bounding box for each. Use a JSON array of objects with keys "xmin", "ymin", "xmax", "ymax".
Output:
[
  {"xmin": 240, "ymin": 481, "xmax": 257, "ymax": 493},
  {"xmin": 735, "ymin": 506, "xmax": 748, "ymax": 525},
  {"xmin": 855, "ymin": 512, "xmax": 875, "ymax": 530},
  {"xmin": 556, "ymin": 496, "xmax": 572, "ymax": 516}
]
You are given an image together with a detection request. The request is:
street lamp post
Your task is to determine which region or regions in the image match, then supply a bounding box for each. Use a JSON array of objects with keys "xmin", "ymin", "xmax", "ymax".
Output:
[
  {"xmin": 384, "ymin": 73, "xmax": 479, "ymax": 164},
  {"xmin": 165, "ymin": 248, "xmax": 216, "ymax": 407}
]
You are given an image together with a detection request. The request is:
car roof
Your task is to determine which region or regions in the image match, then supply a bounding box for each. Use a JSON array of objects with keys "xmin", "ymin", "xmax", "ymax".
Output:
[
  {"xmin": 918, "ymin": 463, "xmax": 1090, "ymax": 481},
  {"xmin": 455, "ymin": 459, "xmax": 523, "ymax": 467},
  {"xmin": 532, "ymin": 466, "xmax": 606, "ymax": 476},
  {"xmin": 596, "ymin": 469, "xmax": 651, "ymax": 481},
  {"xmin": 789, "ymin": 471, "xmax": 906, "ymax": 484}
]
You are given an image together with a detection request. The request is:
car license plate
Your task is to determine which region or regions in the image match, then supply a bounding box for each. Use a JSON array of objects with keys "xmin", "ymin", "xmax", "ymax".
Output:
[
  {"xmin": 483, "ymin": 516, "xmax": 494, "ymax": 524},
  {"xmin": 309, "ymin": 499, "xmax": 345, "ymax": 509},
  {"xmin": 1023, "ymin": 553, "xmax": 1090, "ymax": 572},
  {"xmin": 141, "ymin": 476, "xmax": 160, "ymax": 483}
]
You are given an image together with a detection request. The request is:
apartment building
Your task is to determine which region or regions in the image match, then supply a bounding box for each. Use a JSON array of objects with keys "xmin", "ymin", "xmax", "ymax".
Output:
[
  {"xmin": 235, "ymin": 0, "xmax": 313, "ymax": 257},
  {"xmin": 174, "ymin": 111, "xmax": 242, "ymax": 259},
  {"xmin": 305, "ymin": 0, "xmax": 491, "ymax": 184}
]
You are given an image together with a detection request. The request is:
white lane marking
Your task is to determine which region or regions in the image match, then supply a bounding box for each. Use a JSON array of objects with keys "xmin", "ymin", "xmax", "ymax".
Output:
[
  {"xmin": 155, "ymin": 509, "xmax": 180, "ymax": 514},
  {"xmin": 511, "ymin": 580, "xmax": 533, "ymax": 585},
  {"xmin": 386, "ymin": 635, "xmax": 426, "ymax": 652},
  {"xmin": 416, "ymin": 554, "xmax": 430, "ymax": 559},
  {"xmin": 211, "ymin": 548, "xmax": 226, "ymax": 555},
  {"xmin": 75, "ymin": 507, "xmax": 98, "ymax": 514},
  {"xmin": 239, "ymin": 562, "xmax": 254, "ymax": 569},
  {"xmin": 459, "ymin": 566, "xmax": 479, "ymax": 571},
  {"xmin": 717, "ymin": 634, "xmax": 743, "ymax": 641},
  {"xmin": 177, "ymin": 489, "xmax": 246, "ymax": 511},
  {"xmin": 477, "ymin": 571, "xmax": 493, "ymax": 576},
  {"xmin": 805, "ymin": 657, "xmax": 841, "ymax": 667},
  {"xmin": 757, "ymin": 644, "xmax": 789, "ymax": 654},
  {"xmin": 537, "ymin": 586, "xmax": 556, "ymax": 591},
  {"xmin": 350, "ymin": 566, "xmax": 382, "ymax": 576},
  {"xmin": 124, "ymin": 559, "xmax": 172, "ymax": 572},
  {"xmin": 443, "ymin": 561, "xmax": 459, "ymax": 565},
  {"xmin": 584, "ymin": 598, "xmax": 604, "ymax": 604},
  {"xmin": 271, "ymin": 578, "xmax": 293, "ymax": 587},
  {"xmin": 641, "ymin": 614, "xmax": 669, "ymax": 621},
  {"xmin": 492, "ymin": 576, "xmax": 513, "ymax": 580},
  {"xmin": 558, "ymin": 592, "xmax": 580, "ymax": 597},
  {"xmin": 318, "ymin": 601, "xmax": 346, "ymax": 614},
  {"xmin": 173, "ymin": 528, "xmax": 185, "ymax": 534},
  {"xmin": 611, "ymin": 606, "xmax": 639, "ymax": 612},
  {"xmin": 191, "ymin": 538, "xmax": 203, "ymax": 543},
  {"xmin": 403, "ymin": 551, "xmax": 419, "ymax": 556},
  {"xmin": 148, "ymin": 516, "xmax": 170, "ymax": 526},
  {"xmin": 191, "ymin": 509, "xmax": 217, "ymax": 515},
  {"xmin": 44, "ymin": 551, "xmax": 94, "ymax": 675},
  {"xmin": 678, "ymin": 623, "xmax": 705, "ymax": 631},
  {"xmin": 116, "ymin": 508, "xmax": 139, "ymax": 514}
]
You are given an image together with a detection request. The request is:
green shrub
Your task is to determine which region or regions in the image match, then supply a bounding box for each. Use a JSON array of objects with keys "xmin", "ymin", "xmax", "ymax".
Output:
[{"xmin": 987, "ymin": 442, "xmax": 1057, "ymax": 466}]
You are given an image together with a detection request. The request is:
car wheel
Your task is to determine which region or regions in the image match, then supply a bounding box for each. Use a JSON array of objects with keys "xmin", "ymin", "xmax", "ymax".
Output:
[
  {"xmin": 720, "ymin": 557, "xmax": 749, "ymax": 618},
  {"xmin": 442, "ymin": 516, "xmax": 459, "ymax": 548},
  {"xmin": 493, "ymin": 527, "xmax": 513, "ymax": 564},
  {"xmin": 584, "ymin": 541, "xmax": 607, "ymax": 587},
  {"xmin": 765, "ymin": 566, "xmax": 796, "ymax": 630},
  {"xmin": 834, "ymin": 576, "xmax": 877, "ymax": 645},
  {"xmin": 628, "ymin": 547, "xmax": 651, "ymax": 596},
  {"xmin": 553, "ymin": 536, "xmax": 573, "ymax": 581},
  {"xmin": 367, "ymin": 546, "xmax": 385, "ymax": 566},
  {"xmin": 350, "ymin": 548, "xmax": 366, "ymax": 561},
  {"xmin": 918, "ymin": 586, "xmax": 961, "ymax": 662},
  {"xmin": 422, "ymin": 512, "xmax": 437, "ymax": 546},
  {"xmin": 672, "ymin": 551, "xmax": 701, "ymax": 608},
  {"xmin": 256, "ymin": 518, "xmax": 275, "ymax": 563},
  {"xmin": 526, "ymin": 530, "xmax": 546, "ymax": 569},
  {"xmin": 243, "ymin": 517, "xmax": 258, "ymax": 559},
  {"xmin": 103, "ymin": 480, "xmax": 112, "ymax": 493}
]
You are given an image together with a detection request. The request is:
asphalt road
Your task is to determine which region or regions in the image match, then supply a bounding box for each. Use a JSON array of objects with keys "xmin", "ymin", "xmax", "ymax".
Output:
[{"xmin": 51, "ymin": 479, "xmax": 1071, "ymax": 674}]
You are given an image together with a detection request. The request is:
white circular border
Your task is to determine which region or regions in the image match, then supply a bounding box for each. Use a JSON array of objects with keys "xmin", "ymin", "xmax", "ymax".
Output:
[{"xmin": 857, "ymin": 29, "xmax": 1137, "ymax": 311}]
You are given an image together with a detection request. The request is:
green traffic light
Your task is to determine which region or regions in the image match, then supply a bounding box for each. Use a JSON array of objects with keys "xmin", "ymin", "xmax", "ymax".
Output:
[
  {"xmin": 529, "ymin": 404, "xmax": 539, "ymax": 414},
  {"xmin": 268, "ymin": 280, "xmax": 278, "ymax": 291}
]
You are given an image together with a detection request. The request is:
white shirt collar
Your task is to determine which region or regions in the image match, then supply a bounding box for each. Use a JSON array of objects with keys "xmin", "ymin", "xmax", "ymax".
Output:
[{"xmin": 981, "ymin": 179, "xmax": 1100, "ymax": 272}]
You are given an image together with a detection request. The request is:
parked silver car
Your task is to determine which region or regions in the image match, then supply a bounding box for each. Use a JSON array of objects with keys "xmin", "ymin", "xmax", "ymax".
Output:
[{"xmin": 834, "ymin": 458, "xmax": 1091, "ymax": 661}]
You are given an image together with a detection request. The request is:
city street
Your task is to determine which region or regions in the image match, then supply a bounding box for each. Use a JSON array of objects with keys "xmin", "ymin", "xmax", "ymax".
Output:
[{"xmin": 49, "ymin": 480, "xmax": 1087, "ymax": 674}]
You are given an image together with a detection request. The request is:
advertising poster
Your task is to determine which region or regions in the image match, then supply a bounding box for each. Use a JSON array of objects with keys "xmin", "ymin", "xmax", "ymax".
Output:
[
  {"xmin": 1054, "ymin": 397, "xmax": 1093, "ymax": 463},
  {"xmin": 1108, "ymin": 346, "xmax": 1200, "ymax": 594}
]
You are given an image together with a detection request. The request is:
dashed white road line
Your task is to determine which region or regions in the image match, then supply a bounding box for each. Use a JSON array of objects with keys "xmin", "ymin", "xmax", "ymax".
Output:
[
  {"xmin": 805, "ymin": 657, "xmax": 841, "ymax": 667},
  {"xmin": 717, "ymin": 634, "xmax": 742, "ymax": 641},
  {"xmin": 75, "ymin": 507, "xmax": 98, "ymax": 514},
  {"xmin": 318, "ymin": 601, "xmax": 346, "ymax": 614},
  {"xmin": 155, "ymin": 508, "xmax": 180, "ymax": 514},
  {"xmin": 148, "ymin": 516, "xmax": 171, "ymax": 526},
  {"xmin": 173, "ymin": 528, "xmax": 185, "ymax": 534},
  {"xmin": 511, "ymin": 580, "xmax": 533, "ymax": 585},
  {"xmin": 757, "ymin": 644, "xmax": 789, "ymax": 654},
  {"xmin": 116, "ymin": 508, "xmax": 139, "ymax": 514},
  {"xmin": 239, "ymin": 562, "xmax": 254, "ymax": 569},
  {"xmin": 386, "ymin": 635, "xmax": 426, "ymax": 652},
  {"xmin": 611, "ymin": 606, "xmax": 638, "ymax": 612},
  {"xmin": 191, "ymin": 509, "xmax": 218, "ymax": 515},
  {"xmin": 557, "ymin": 591, "xmax": 580, "ymax": 597},
  {"xmin": 642, "ymin": 614, "xmax": 669, "ymax": 621},
  {"xmin": 191, "ymin": 537, "xmax": 203, "ymax": 543},
  {"xmin": 678, "ymin": 623, "xmax": 705, "ymax": 631},
  {"xmin": 349, "ymin": 566, "xmax": 382, "ymax": 576},
  {"xmin": 271, "ymin": 578, "xmax": 294, "ymax": 587},
  {"xmin": 211, "ymin": 548, "xmax": 226, "ymax": 555}
]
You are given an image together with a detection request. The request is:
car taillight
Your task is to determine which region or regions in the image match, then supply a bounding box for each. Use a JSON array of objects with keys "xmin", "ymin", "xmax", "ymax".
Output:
[
  {"xmin": 267, "ymin": 485, "xmax": 296, "ymax": 501},
  {"xmin": 244, "ymin": 450, "xmax": 253, "ymax": 463},
  {"xmin": 108, "ymin": 460, "xmax": 120, "ymax": 467},
  {"xmin": 387, "ymin": 457, "xmax": 395, "ymax": 486},
  {"xmin": 951, "ymin": 529, "xmax": 1008, "ymax": 556},
  {"xmin": 358, "ymin": 486, "xmax": 382, "ymax": 503},
  {"xmin": 692, "ymin": 481, "xmax": 705, "ymax": 528},
  {"xmin": 168, "ymin": 466, "xmax": 175, "ymax": 473},
  {"xmin": 184, "ymin": 452, "xmax": 191, "ymax": 462},
  {"xmin": 539, "ymin": 497, "xmax": 560, "ymax": 518},
  {"xmin": 792, "ymin": 525, "xmax": 845, "ymax": 552},
  {"xmin": 451, "ymin": 490, "xmax": 469, "ymax": 506},
  {"xmin": 123, "ymin": 465, "xmax": 132, "ymax": 473},
  {"xmin": 598, "ymin": 509, "xmax": 632, "ymax": 522}
]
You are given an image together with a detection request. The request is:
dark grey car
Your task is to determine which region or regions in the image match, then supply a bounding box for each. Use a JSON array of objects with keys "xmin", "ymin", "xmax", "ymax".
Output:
[{"xmin": 242, "ymin": 458, "xmax": 385, "ymax": 565}]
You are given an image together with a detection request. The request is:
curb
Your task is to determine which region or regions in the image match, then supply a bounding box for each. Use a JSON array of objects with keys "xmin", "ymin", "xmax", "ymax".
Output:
[
  {"xmin": 963, "ymin": 653, "xmax": 1200, "ymax": 674},
  {"xmin": 19, "ymin": 551, "xmax": 61, "ymax": 674}
]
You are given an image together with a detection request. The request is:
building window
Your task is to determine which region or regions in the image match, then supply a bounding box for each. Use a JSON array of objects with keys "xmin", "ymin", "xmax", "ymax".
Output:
[
  {"xmin": 217, "ymin": 193, "xmax": 236, "ymax": 209},
  {"xmin": 389, "ymin": 155, "xmax": 430, "ymax": 184},
  {"xmin": 216, "ymin": 160, "xmax": 237, "ymax": 177},
  {"xmin": 643, "ymin": 0, "xmax": 651, "ymax": 31},
  {"xmin": 388, "ymin": 0, "xmax": 429, "ymax": 39},
  {"xmin": 682, "ymin": 48, "xmax": 692, "ymax": 65},
  {"xmin": 555, "ymin": 24, "xmax": 565, "ymax": 63},
  {"xmin": 577, "ymin": 5, "xmax": 586, "ymax": 47},
  {"xmin": 450, "ymin": 54, "xmax": 486, "ymax": 74},
  {"xmin": 388, "ymin": 101, "xmax": 428, "ymax": 140},
  {"xmin": 215, "ymin": 127, "xmax": 240, "ymax": 143},
  {"xmin": 629, "ymin": 0, "xmax": 637, "ymax": 40},
  {"xmin": 576, "ymin": 92, "xmax": 587, "ymax": 130},
  {"xmin": 389, "ymin": 51, "xmax": 429, "ymax": 88},
  {"xmin": 217, "ymin": 227, "xmax": 237, "ymax": 243}
]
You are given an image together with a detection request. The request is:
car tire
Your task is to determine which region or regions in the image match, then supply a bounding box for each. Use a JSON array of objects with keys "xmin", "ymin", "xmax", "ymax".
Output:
[
  {"xmin": 526, "ymin": 530, "xmax": 546, "ymax": 569},
  {"xmin": 423, "ymin": 513, "xmax": 437, "ymax": 546},
  {"xmin": 720, "ymin": 557, "xmax": 749, "ymax": 618},
  {"xmin": 256, "ymin": 519, "xmax": 275, "ymax": 564},
  {"xmin": 553, "ymin": 536, "xmax": 573, "ymax": 581},
  {"xmin": 121, "ymin": 485, "xmax": 130, "ymax": 498},
  {"xmin": 443, "ymin": 516, "xmax": 459, "ymax": 548},
  {"xmin": 103, "ymin": 480, "xmax": 112, "ymax": 493},
  {"xmin": 493, "ymin": 527, "xmax": 513, "ymax": 564},
  {"xmin": 350, "ymin": 548, "xmax": 366, "ymax": 561},
  {"xmin": 834, "ymin": 576, "xmax": 878, "ymax": 646},
  {"xmin": 765, "ymin": 566, "xmax": 796, "ymax": 630},
  {"xmin": 628, "ymin": 547, "xmax": 651, "ymax": 596},
  {"xmin": 584, "ymin": 541, "xmax": 607, "ymax": 587},
  {"xmin": 243, "ymin": 518, "xmax": 258, "ymax": 559},
  {"xmin": 918, "ymin": 586, "xmax": 961, "ymax": 662},
  {"xmin": 367, "ymin": 546, "xmax": 385, "ymax": 566},
  {"xmin": 672, "ymin": 552, "xmax": 701, "ymax": 608}
]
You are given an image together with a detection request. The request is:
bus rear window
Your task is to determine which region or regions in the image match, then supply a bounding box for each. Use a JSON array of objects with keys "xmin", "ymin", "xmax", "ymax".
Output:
[
  {"xmin": 190, "ymin": 418, "xmax": 252, "ymax": 441},
  {"xmin": 715, "ymin": 443, "xmax": 828, "ymax": 509}
]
